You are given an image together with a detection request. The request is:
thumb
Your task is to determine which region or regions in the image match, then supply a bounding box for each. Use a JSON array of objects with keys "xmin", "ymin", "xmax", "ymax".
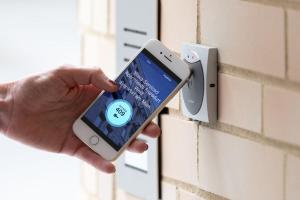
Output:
[{"xmin": 53, "ymin": 65, "xmax": 118, "ymax": 92}]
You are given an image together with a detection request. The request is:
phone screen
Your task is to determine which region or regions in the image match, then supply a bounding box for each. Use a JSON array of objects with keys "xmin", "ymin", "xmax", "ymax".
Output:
[{"xmin": 81, "ymin": 49, "xmax": 181, "ymax": 150}]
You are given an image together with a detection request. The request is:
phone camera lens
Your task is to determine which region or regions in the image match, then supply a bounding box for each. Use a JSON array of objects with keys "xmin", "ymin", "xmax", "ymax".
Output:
[{"xmin": 160, "ymin": 52, "xmax": 163, "ymax": 54}]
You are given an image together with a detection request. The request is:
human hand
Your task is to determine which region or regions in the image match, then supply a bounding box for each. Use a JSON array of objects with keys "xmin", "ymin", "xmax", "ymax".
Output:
[{"xmin": 2, "ymin": 66, "xmax": 161, "ymax": 173}]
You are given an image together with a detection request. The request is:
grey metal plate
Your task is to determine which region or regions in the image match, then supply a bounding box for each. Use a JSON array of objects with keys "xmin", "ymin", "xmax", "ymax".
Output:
[
  {"xmin": 181, "ymin": 43, "xmax": 218, "ymax": 124},
  {"xmin": 116, "ymin": 0, "xmax": 158, "ymax": 71},
  {"xmin": 116, "ymin": 0, "xmax": 159, "ymax": 199},
  {"xmin": 182, "ymin": 60, "xmax": 204, "ymax": 115}
]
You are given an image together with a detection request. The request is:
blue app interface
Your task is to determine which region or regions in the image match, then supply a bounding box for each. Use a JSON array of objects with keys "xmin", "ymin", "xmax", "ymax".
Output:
[{"xmin": 82, "ymin": 49, "xmax": 181, "ymax": 150}]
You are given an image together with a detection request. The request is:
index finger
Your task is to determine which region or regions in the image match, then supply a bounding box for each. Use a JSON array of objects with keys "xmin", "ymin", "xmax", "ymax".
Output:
[{"xmin": 53, "ymin": 65, "xmax": 119, "ymax": 92}]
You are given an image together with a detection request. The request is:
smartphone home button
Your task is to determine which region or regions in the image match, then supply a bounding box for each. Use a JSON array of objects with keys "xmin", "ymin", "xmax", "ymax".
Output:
[{"xmin": 89, "ymin": 136, "xmax": 99, "ymax": 145}]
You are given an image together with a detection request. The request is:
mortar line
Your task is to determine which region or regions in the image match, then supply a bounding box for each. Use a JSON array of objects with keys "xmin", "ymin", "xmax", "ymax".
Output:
[
  {"xmin": 79, "ymin": 162, "xmax": 87, "ymax": 194},
  {"xmin": 176, "ymin": 185, "xmax": 180, "ymax": 200},
  {"xmin": 261, "ymin": 84, "xmax": 265, "ymax": 135},
  {"xmin": 90, "ymin": 0, "xmax": 95, "ymax": 31},
  {"xmin": 219, "ymin": 64, "xmax": 300, "ymax": 94},
  {"xmin": 178, "ymin": 92, "xmax": 181, "ymax": 112},
  {"xmin": 241, "ymin": 0, "xmax": 300, "ymax": 10},
  {"xmin": 109, "ymin": 174, "xmax": 116, "ymax": 200},
  {"xmin": 163, "ymin": 177, "xmax": 229, "ymax": 200},
  {"xmin": 168, "ymin": 108, "xmax": 300, "ymax": 158},
  {"xmin": 95, "ymin": 170, "xmax": 100, "ymax": 197},
  {"xmin": 284, "ymin": 8, "xmax": 288, "ymax": 80},
  {"xmin": 206, "ymin": 122, "xmax": 300, "ymax": 157},
  {"xmin": 80, "ymin": 34, "xmax": 85, "ymax": 65},
  {"xmin": 196, "ymin": 121, "xmax": 201, "ymax": 185},
  {"xmin": 283, "ymin": 154, "xmax": 287, "ymax": 200},
  {"xmin": 107, "ymin": 0, "xmax": 112, "ymax": 34},
  {"xmin": 80, "ymin": 163, "xmax": 94, "ymax": 197},
  {"xmin": 196, "ymin": 0, "xmax": 201, "ymax": 43}
]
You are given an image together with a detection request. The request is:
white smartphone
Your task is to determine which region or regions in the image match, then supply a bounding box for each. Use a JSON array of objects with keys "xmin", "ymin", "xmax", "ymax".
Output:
[{"xmin": 73, "ymin": 39, "xmax": 190, "ymax": 161}]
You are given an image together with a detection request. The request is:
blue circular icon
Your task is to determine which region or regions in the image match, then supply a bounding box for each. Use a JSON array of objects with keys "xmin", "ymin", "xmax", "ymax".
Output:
[{"xmin": 105, "ymin": 99, "xmax": 133, "ymax": 127}]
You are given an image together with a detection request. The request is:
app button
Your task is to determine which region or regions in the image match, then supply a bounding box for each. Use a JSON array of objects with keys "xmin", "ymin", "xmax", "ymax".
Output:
[
  {"xmin": 105, "ymin": 99, "xmax": 133, "ymax": 127},
  {"xmin": 89, "ymin": 136, "xmax": 99, "ymax": 145}
]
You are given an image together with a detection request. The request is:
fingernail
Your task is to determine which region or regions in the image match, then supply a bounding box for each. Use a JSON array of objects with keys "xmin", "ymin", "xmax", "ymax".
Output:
[
  {"xmin": 108, "ymin": 79, "xmax": 118, "ymax": 86},
  {"xmin": 107, "ymin": 165, "xmax": 116, "ymax": 173},
  {"xmin": 111, "ymin": 166, "xmax": 116, "ymax": 173},
  {"xmin": 144, "ymin": 144, "xmax": 149, "ymax": 151}
]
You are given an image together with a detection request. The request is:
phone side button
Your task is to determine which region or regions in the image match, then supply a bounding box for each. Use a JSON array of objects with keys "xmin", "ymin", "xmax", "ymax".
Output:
[{"xmin": 89, "ymin": 136, "xmax": 100, "ymax": 145}]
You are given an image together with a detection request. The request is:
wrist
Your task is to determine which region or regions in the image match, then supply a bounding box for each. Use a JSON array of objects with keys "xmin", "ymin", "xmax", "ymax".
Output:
[{"xmin": 0, "ymin": 83, "xmax": 14, "ymax": 134}]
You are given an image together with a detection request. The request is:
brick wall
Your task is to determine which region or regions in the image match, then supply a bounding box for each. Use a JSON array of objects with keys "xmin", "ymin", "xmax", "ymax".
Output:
[{"xmin": 78, "ymin": 0, "xmax": 300, "ymax": 199}]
